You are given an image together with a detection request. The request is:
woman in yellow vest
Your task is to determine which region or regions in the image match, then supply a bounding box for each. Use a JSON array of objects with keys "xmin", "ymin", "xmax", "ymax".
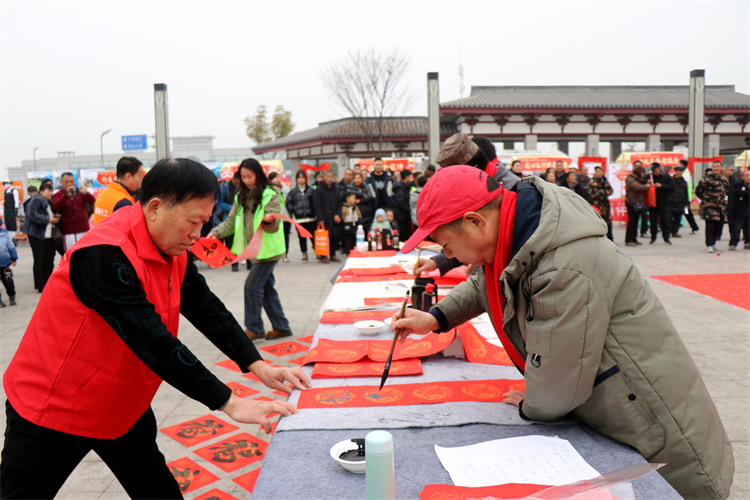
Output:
[{"xmin": 210, "ymin": 159, "xmax": 292, "ymax": 341}]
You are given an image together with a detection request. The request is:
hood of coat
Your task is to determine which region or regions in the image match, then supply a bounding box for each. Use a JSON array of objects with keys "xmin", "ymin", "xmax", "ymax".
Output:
[{"xmin": 501, "ymin": 176, "xmax": 607, "ymax": 283}]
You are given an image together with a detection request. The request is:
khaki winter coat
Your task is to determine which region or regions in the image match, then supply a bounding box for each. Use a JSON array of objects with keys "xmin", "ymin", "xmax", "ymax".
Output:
[{"xmin": 435, "ymin": 176, "xmax": 734, "ymax": 499}]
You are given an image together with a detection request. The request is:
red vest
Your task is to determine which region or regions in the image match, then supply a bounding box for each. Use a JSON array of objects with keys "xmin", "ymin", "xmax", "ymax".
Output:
[{"xmin": 4, "ymin": 204, "xmax": 187, "ymax": 439}]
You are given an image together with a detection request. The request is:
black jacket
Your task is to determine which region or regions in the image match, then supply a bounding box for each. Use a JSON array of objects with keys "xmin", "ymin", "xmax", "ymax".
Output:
[
  {"xmin": 286, "ymin": 184, "xmax": 315, "ymax": 220},
  {"xmin": 667, "ymin": 176, "xmax": 690, "ymax": 211},
  {"xmin": 729, "ymin": 180, "xmax": 750, "ymax": 218},
  {"xmin": 651, "ymin": 173, "xmax": 674, "ymax": 207},
  {"xmin": 312, "ymin": 182, "xmax": 342, "ymax": 229}
]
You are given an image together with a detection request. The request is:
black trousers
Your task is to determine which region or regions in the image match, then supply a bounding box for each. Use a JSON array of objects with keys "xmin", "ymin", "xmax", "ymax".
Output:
[
  {"xmin": 296, "ymin": 221, "xmax": 316, "ymax": 253},
  {"xmin": 0, "ymin": 401, "xmax": 182, "ymax": 499},
  {"xmin": 729, "ymin": 216, "xmax": 750, "ymax": 246},
  {"xmin": 684, "ymin": 210, "xmax": 700, "ymax": 231},
  {"xmin": 639, "ymin": 210, "xmax": 649, "ymax": 235},
  {"xmin": 705, "ymin": 220, "xmax": 724, "ymax": 247},
  {"xmin": 28, "ymin": 236, "xmax": 55, "ymax": 292},
  {"xmin": 0, "ymin": 266, "xmax": 15, "ymax": 298},
  {"xmin": 283, "ymin": 221, "xmax": 291, "ymax": 257},
  {"xmin": 625, "ymin": 203, "xmax": 641, "ymax": 243},
  {"xmin": 649, "ymin": 206, "xmax": 671, "ymax": 242}
]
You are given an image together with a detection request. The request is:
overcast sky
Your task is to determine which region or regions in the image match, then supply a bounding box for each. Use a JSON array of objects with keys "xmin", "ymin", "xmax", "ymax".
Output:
[{"xmin": 1, "ymin": 0, "xmax": 748, "ymax": 176}]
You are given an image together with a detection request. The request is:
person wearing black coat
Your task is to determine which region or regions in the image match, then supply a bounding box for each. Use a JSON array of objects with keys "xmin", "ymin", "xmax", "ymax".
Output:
[
  {"xmin": 666, "ymin": 166, "xmax": 695, "ymax": 237},
  {"xmin": 286, "ymin": 170, "xmax": 317, "ymax": 262},
  {"xmin": 312, "ymin": 171, "xmax": 342, "ymax": 263},
  {"xmin": 648, "ymin": 163, "xmax": 674, "ymax": 245},
  {"xmin": 728, "ymin": 169, "xmax": 750, "ymax": 250},
  {"xmin": 391, "ymin": 174, "xmax": 412, "ymax": 239}
]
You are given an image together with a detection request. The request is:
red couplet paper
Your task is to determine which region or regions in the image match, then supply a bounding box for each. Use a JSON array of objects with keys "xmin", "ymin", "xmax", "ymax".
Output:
[
  {"xmin": 167, "ymin": 457, "xmax": 220, "ymax": 494},
  {"xmin": 259, "ymin": 341, "xmax": 309, "ymax": 357},
  {"xmin": 311, "ymin": 357, "xmax": 423, "ymax": 379},
  {"xmin": 193, "ymin": 432, "xmax": 268, "ymax": 473},
  {"xmin": 320, "ymin": 310, "xmax": 395, "ymax": 324},
  {"xmin": 420, "ymin": 483, "xmax": 550, "ymax": 500},
  {"xmin": 338, "ymin": 265, "xmax": 407, "ymax": 277},
  {"xmin": 651, "ymin": 272, "xmax": 750, "ymax": 311},
  {"xmin": 190, "ymin": 238, "xmax": 238, "ymax": 268},
  {"xmin": 457, "ymin": 323, "xmax": 514, "ymax": 366},
  {"xmin": 336, "ymin": 273, "xmax": 415, "ymax": 283},
  {"xmin": 347, "ymin": 249, "xmax": 397, "ymax": 258},
  {"xmin": 232, "ymin": 469, "xmax": 261, "ymax": 494},
  {"xmin": 160, "ymin": 415, "xmax": 240, "ymax": 447},
  {"xmin": 297, "ymin": 379, "xmax": 526, "ymax": 409},
  {"xmin": 302, "ymin": 331, "xmax": 456, "ymax": 365},
  {"xmin": 194, "ymin": 489, "xmax": 242, "ymax": 500}
]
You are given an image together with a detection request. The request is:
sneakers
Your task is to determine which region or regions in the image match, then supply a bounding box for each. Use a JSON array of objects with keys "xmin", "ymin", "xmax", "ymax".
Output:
[
  {"xmin": 707, "ymin": 246, "xmax": 715, "ymax": 254},
  {"xmin": 729, "ymin": 245, "xmax": 737, "ymax": 251},
  {"xmin": 245, "ymin": 329, "xmax": 266, "ymax": 341},
  {"xmin": 282, "ymin": 255, "xmax": 290, "ymax": 263},
  {"xmin": 302, "ymin": 252, "xmax": 309, "ymax": 263},
  {"xmin": 9, "ymin": 296, "xmax": 16, "ymax": 306},
  {"xmin": 266, "ymin": 330, "xmax": 293, "ymax": 340},
  {"xmin": 690, "ymin": 230, "xmax": 699, "ymax": 235}
]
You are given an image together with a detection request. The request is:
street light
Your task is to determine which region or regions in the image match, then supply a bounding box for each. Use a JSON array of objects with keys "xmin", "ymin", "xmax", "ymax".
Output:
[
  {"xmin": 33, "ymin": 147, "xmax": 39, "ymax": 171},
  {"xmin": 100, "ymin": 129, "xmax": 113, "ymax": 169}
]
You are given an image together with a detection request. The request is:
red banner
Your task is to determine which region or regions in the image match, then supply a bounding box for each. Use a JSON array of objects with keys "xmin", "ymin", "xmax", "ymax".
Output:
[
  {"xmin": 518, "ymin": 156, "xmax": 572, "ymax": 173},
  {"xmin": 357, "ymin": 158, "xmax": 414, "ymax": 172},
  {"xmin": 297, "ymin": 379, "xmax": 526, "ymax": 409},
  {"xmin": 577, "ymin": 156, "xmax": 608, "ymax": 174},
  {"xmin": 610, "ymin": 198, "xmax": 627, "ymax": 223},
  {"xmin": 301, "ymin": 162, "xmax": 331, "ymax": 174},
  {"xmin": 687, "ymin": 156, "xmax": 723, "ymax": 178},
  {"xmin": 630, "ymin": 152, "xmax": 685, "ymax": 167}
]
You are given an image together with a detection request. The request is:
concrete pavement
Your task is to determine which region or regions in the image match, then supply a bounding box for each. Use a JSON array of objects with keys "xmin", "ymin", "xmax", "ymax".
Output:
[{"xmin": 0, "ymin": 221, "xmax": 747, "ymax": 499}]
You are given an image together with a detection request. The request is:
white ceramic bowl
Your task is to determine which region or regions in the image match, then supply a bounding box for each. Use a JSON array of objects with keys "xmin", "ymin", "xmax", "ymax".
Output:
[
  {"xmin": 330, "ymin": 439, "xmax": 366, "ymax": 473},
  {"xmin": 353, "ymin": 320, "xmax": 384, "ymax": 336}
]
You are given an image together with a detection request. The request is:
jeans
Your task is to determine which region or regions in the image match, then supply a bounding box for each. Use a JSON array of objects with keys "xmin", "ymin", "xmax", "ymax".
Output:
[
  {"xmin": 244, "ymin": 259, "xmax": 291, "ymax": 334},
  {"xmin": 0, "ymin": 402, "xmax": 182, "ymax": 499}
]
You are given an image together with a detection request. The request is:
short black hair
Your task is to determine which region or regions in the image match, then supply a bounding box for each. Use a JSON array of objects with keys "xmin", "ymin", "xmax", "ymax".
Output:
[
  {"xmin": 400, "ymin": 169, "xmax": 413, "ymax": 180},
  {"xmin": 416, "ymin": 175, "xmax": 428, "ymax": 188},
  {"xmin": 27, "ymin": 185, "xmax": 38, "ymax": 193},
  {"xmin": 39, "ymin": 178, "xmax": 53, "ymax": 192},
  {"xmin": 373, "ymin": 157, "xmax": 383, "ymax": 162},
  {"xmin": 61, "ymin": 171, "xmax": 74, "ymax": 179},
  {"xmin": 425, "ymin": 165, "xmax": 437, "ymax": 173},
  {"xmin": 471, "ymin": 136, "xmax": 497, "ymax": 161},
  {"xmin": 140, "ymin": 158, "xmax": 218, "ymax": 205},
  {"xmin": 678, "ymin": 159, "xmax": 688, "ymax": 167},
  {"xmin": 511, "ymin": 160, "xmax": 521, "ymax": 167},
  {"xmin": 116, "ymin": 156, "xmax": 143, "ymax": 179},
  {"xmin": 467, "ymin": 148, "xmax": 489, "ymax": 171},
  {"xmin": 268, "ymin": 171, "xmax": 279, "ymax": 181}
]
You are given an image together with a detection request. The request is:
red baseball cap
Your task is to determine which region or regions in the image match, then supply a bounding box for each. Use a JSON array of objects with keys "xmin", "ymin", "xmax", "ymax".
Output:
[{"xmin": 401, "ymin": 165, "xmax": 504, "ymax": 253}]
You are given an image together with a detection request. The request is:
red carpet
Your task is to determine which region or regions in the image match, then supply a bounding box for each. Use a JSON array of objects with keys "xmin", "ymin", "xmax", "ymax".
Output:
[{"xmin": 651, "ymin": 272, "xmax": 750, "ymax": 311}]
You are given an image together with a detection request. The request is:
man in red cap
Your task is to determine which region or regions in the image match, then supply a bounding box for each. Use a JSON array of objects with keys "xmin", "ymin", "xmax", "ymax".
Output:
[{"xmin": 394, "ymin": 165, "xmax": 733, "ymax": 499}]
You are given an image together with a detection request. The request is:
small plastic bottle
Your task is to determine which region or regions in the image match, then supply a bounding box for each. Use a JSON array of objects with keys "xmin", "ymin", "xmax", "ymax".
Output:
[
  {"xmin": 367, "ymin": 231, "xmax": 373, "ymax": 251},
  {"xmin": 392, "ymin": 230, "xmax": 399, "ymax": 249},
  {"xmin": 375, "ymin": 229, "xmax": 382, "ymax": 251},
  {"xmin": 356, "ymin": 225, "xmax": 366, "ymax": 251},
  {"xmin": 365, "ymin": 430, "xmax": 396, "ymax": 500},
  {"xmin": 422, "ymin": 283, "xmax": 437, "ymax": 311}
]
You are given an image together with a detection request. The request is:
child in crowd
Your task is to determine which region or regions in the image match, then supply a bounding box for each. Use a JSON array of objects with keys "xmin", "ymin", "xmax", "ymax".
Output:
[
  {"xmin": 0, "ymin": 222, "xmax": 18, "ymax": 307},
  {"xmin": 370, "ymin": 208, "xmax": 391, "ymax": 231},
  {"xmin": 410, "ymin": 175, "xmax": 428, "ymax": 228},
  {"xmin": 340, "ymin": 191, "xmax": 362, "ymax": 254},
  {"xmin": 385, "ymin": 208, "xmax": 399, "ymax": 233}
]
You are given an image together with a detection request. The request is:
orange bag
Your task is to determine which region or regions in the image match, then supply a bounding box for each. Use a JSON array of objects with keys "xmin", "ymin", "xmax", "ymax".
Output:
[
  {"xmin": 314, "ymin": 222, "xmax": 329, "ymax": 257},
  {"xmin": 645, "ymin": 185, "xmax": 657, "ymax": 208}
]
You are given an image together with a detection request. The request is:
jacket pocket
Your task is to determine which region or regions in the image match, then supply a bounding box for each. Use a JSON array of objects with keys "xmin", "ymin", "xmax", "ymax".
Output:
[{"xmin": 575, "ymin": 359, "xmax": 666, "ymax": 458}]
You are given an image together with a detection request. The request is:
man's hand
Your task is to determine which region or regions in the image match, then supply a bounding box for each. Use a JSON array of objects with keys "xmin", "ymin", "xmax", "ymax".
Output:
[
  {"xmin": 262, "ymin": 214, "xmax": 274, "ymax": 224},
  {"xmin": 221, "ymin": 393, "xmax": 297, "ymax": 434},
  {"xmin": 79, "ymin": 185, "xmax": 88, "ymax": 195},
  {"xmin": 391, "ymin": 308, "xmax": 439, "ymax": 342},
  {"xmin": 414, "ymin": 258, "xmax": 437, "ymax": 276},
  {"xmin": 502, "ymin": 390, "xmax": 525, "ymax": 407},
  {"xmin": 654, "ymin": 183, "xmax": 662, "ymax": 188},
  {"xmin": 12, "ymin": 261, "xmax": 17, "ymax": 267},
  {"xmin": 250, "ymin": 360, "xmax": 312, "ymax": 394},
  {"xmin": 333, "ymin": 215, "xmax": 341, "ymax": 224},
  {"xmin": 50, "ymin": 214, "xmax": 61, "ymax": 224}
]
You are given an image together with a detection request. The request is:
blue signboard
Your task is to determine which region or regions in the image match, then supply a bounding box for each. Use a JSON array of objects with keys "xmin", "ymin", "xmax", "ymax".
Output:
[{"xmin": 122, "ymin": 134, "xmax": 148, "ymax": 151}]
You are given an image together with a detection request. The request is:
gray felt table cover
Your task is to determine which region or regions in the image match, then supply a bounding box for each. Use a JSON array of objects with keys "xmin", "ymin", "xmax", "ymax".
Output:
[{"xmin": 251, "ymin": 423, "xmax": 680, "ymax": 499}]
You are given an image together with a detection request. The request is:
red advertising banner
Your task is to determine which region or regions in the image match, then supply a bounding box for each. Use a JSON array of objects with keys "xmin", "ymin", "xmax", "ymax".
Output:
[
  {"xmin": 577, "ymin": 156, "xmax": 608, "ymax": 174},
  {"xmin": 301, "ymin": 162, "xmax": 331, "ymax": 174},
  {"xmin": 357, "ymin": 158, "xmax": 415, "ymax": 172},
  {"xmin": 630, "ymin": 152, "xmax": 685, "ymax": 167},
  {"xmin": 687, "ymin": 156, "xmax": 723, "ymax": 177},
  {"xmin": 517, "ymin": 156, "xmax": 572, "ymax": 172}
]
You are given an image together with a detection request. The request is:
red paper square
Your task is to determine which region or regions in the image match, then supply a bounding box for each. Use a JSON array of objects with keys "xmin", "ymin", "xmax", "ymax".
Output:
[
  {"xmin": 194, "ymin": 488, "xmax": 242, "ymax": 500},
  {"xmin": 260, "ymin": 341, "xmax": 309, "ymax": 357},
  {"xmin": 241, "ymin": 372, "xmax": 262, "ymax": 383},
  {"xmin": 288, "ymin": 354, "xmax": 307, "ymax": 365},
  {"xmin": 160, "ymin": 415, "xmax": 239, "ymax": 447},
  {"xmin": 167, "ymin": 457, "xmax": 219, "ymax": 494},
  {"xmin": 194, "ymin": 432, "xmax": 268, "ymax": 473},
  {"xmin": 215, "ymin": 359, "xmax": 241, "ymax": 372},
  {"xmin": 297, "ymin": 334, "xmax": 315, "ymax": 344},
  {"xmin": 226, "ymin": 381, "xmax": 260, "ymax": 399},
  {"xmin": 254, "ymin": 396, "xmax": 274, "ymax": 402},
  {"xmin": 272, "ymin": 389, "xmax": 290, "ymax": 398},
  {"xmin": 233, "ymin": 468, "xmax": 261, "ymax": 493}
]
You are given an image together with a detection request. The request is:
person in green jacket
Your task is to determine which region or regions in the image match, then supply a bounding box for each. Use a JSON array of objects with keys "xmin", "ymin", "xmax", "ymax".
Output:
[
  {"xmin": 394, "ymin": 165, "xmax": 734, "ymax": 499},
  {"xmin": 210, "ymin": 159, "xmax": 292, "ymax": 341}
]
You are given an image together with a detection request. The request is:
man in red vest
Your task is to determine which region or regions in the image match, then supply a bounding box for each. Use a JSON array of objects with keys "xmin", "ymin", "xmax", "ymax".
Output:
[
  {"xmin": 93, "ymin": 156, "xmax": 146, "ymax": 225},
  {"xmin": 1, "ymin": 158, "xmax": 311, "ymax": 499}
]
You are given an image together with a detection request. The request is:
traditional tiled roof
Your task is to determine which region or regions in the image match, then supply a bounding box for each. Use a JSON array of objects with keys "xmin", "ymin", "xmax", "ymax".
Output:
[
  {"xmin": 440, "ymin": 86, "xmax": 750, "ymax": 110},
  {"xmin": 253, "ymin": 117, "xmax": 458, "ymax": 153}
]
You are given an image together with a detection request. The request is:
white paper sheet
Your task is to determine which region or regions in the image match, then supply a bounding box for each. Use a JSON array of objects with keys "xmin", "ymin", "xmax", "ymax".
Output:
[{"xmin": 434, "ymin": 435, "xmax": 599, "ymax": 487}]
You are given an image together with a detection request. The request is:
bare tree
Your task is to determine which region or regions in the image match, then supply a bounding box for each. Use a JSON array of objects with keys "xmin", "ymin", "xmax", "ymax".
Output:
[{"xmin": 322, "ymin": 48, "xmax": 413, "ymax": 153}]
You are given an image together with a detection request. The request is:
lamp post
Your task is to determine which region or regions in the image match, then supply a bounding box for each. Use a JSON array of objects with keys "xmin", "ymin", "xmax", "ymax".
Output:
[
  {"xmin": 33, "ymin": 147, "xmax": 39, "ymax": 171},
  {"xmin": 100, "ymin": 129, "xmax": 112, "ymax": 169}
]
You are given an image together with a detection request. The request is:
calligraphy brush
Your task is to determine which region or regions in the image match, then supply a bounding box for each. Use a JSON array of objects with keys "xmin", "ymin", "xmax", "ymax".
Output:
[
  {"xmin": 379, "ymin": 290, "xmax": 410, "ymax": 390},
  {"xmin": 413, "ymin": 247, "xmax": 422, "ymax": 277}
]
